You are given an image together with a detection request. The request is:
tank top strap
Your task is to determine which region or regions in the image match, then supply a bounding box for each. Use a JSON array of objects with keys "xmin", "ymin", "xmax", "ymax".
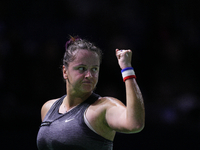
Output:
[
  {"xmin": 84, "ymin": 93, "xmax": 100, "ymax": 106},
  {"xmin": 41, "ymin": 95, "xmax": 66, "ymax": 124}
]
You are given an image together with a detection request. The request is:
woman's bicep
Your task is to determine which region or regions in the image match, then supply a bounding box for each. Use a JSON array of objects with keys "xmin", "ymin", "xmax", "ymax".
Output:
[{"xmin": 104, "ymin": 98, "xmax": 128, "ymax": 132}]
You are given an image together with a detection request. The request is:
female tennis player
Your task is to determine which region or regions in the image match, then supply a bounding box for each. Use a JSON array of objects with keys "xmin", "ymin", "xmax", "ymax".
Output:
[{"xmin": 37, "ymin": 36, "xmax": 145, "ymax": 150}]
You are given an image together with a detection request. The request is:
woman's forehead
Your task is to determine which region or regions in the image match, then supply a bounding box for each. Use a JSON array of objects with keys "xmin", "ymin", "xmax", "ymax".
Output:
[{"xmin": 72, "ymin": 49, "xmax": 100, "ymax": 65}]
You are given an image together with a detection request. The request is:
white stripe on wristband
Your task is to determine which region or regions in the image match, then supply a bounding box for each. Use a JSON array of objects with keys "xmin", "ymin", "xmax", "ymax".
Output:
[
  {"xmin": 121, "ymin": 67, "xmax": 136, "ymax": 82},
  {"xmin": 122, "ymin": 69, "xmax": 135, "ymax": 78}
]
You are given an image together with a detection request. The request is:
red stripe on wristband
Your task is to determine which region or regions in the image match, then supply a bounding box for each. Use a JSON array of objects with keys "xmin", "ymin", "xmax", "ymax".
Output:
[{"xmin": 123, "ymin": 75, "xmax": 136, "ymax": 82}]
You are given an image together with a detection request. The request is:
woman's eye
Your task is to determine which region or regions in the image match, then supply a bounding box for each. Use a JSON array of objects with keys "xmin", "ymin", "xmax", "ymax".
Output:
[
  {"xmin": 78, "ymin": 67, "xmax": 85, "ymax": 71},
  {"xmin": 92, "ymin": 68, "xmax": 98, "ymax": 72}
]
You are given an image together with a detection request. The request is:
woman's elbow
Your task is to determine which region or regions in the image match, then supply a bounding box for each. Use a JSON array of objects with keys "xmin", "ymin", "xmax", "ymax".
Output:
[{"xmin": 126, "ymin": 122, "xmax": 145, "ymax": 133}]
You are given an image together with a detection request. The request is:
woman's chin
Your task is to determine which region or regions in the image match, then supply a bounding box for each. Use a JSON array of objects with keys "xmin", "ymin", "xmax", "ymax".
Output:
[{"xmin": 81, "ymin": 86, "xmax": 95, "ymax": 93}]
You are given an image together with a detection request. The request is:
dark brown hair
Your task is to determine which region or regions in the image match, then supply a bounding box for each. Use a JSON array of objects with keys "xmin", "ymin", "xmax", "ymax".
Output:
[{"xmin": 63, "ymin": 36, "xmax": 102, "ymax": 68}]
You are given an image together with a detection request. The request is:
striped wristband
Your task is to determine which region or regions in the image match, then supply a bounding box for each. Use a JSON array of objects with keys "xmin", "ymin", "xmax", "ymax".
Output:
[{"xmin": 121, "ymin": 67, "xmax": 136, "ymax": 82}]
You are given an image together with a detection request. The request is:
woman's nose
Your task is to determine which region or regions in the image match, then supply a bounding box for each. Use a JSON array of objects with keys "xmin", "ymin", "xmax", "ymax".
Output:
[{"xmin": 85, "ymin": 70, "xmax": 92, "ymax": 78}]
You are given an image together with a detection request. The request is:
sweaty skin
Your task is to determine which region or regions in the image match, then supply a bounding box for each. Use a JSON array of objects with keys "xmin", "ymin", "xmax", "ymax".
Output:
[{"xmin": 41, "ymin": 49, "xmax": 145, "ymax": 141}]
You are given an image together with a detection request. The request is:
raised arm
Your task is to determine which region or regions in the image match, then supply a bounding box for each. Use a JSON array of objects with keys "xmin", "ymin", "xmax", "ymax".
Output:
[{"xmin": 105, "ymin": 49, "xmax": 145, "ymax": 133}]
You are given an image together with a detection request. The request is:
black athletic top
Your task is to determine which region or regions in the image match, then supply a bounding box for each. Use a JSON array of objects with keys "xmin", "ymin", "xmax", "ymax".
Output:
[{"xmin": 37, "ymin": 93, "xmax": 113, "ymax": 150}]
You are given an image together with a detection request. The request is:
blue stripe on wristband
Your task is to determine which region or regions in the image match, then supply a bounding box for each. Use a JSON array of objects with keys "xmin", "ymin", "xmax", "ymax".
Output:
[
  {"xmin": 122, "ymin": 69, "xmax": 135, "ymax": 78},
  {"xmin": 121, "ymin": 67, "xmax": 134, "ymax": 73}
]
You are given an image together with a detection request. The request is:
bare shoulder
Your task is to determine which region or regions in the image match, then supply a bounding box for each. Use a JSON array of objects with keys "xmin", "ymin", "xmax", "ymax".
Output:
[
  {"xmin": 98, "ymin": 96, "xmax": 125, "ymax": 108},
  {"xmin": 86, "ymin": 96, "xmax": 126, "ymax": 140},
  {"xmin": 41, "ymin": 98, "xmax": 59, "ymax": 121},
  {"xmin": 90, "ymin": 96, "xmax": 125, "ymax": 112}
]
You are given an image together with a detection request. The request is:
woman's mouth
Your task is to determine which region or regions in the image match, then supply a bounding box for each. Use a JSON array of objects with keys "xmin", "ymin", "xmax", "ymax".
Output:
[{"xmin": 82, "ymin": 81, "xmax": 92, "ymax": 84}]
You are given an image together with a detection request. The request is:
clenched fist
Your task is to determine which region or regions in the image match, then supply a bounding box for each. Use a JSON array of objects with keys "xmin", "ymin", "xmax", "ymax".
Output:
[{"xmin": 116, "ymin": 49, "xmax": 132, "ymax": 69}]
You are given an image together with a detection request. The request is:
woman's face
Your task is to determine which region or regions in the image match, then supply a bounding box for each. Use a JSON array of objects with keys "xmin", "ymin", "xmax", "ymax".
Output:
[{"xmin": 63, "ymin": 49, "xmax": 100, "ymax": 94}]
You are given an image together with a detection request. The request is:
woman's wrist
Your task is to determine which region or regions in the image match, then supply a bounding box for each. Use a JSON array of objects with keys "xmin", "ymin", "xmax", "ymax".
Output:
[
  {"xmin": 121, "ymin": 67, "xmax": 136, "ymax": 82},
  {"xmin": 120, "ymin": 64, "xmax": 132, "ymax": 70}
]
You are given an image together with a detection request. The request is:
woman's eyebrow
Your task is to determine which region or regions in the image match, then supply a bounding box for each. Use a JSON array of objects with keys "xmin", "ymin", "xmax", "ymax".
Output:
[
  {"xmin": 75, "ymin": 64, "xmax": 86, "ymax": 66},
  {"xmin": 76, "ymin": 64, "xmax": 99, "ymax": 67},
  {"xmin": 93, "ymin": 65, "xmax": 99, "ymax": 67}
]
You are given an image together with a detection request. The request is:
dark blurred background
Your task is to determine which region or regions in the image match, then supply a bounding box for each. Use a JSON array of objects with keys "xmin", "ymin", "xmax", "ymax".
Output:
[{"xmin": 0, "ymin": 0, "xmax": 200, "ymax": 149}]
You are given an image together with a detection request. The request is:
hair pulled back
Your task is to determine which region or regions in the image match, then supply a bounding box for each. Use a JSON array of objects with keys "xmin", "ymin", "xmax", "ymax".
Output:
[{"xmin": 63, "ymin": 36, "xmax": 102, "ymax": 68}]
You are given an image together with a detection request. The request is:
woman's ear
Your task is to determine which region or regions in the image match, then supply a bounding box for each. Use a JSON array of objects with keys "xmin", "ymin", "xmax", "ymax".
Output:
[{"xmin": 63, "ymin": 65, "xmax": 68, "ymax": 79}]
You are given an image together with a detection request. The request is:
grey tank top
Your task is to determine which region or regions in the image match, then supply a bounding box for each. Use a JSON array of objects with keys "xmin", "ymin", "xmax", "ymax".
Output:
[{"xmin": 37, "ymin": 93, "xmax": 113, "ymax": 150}]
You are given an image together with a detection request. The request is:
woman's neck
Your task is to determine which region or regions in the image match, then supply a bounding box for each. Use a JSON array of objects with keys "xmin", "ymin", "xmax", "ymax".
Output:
[{"xmin": 63, "ymin": 90, "xmax": 92, "ymax": 109}]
